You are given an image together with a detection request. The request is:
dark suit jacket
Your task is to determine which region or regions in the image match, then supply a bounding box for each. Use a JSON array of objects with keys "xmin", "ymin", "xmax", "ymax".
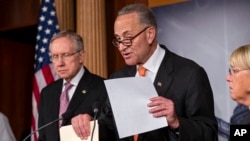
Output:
[
  {"xmin": 99, "ymin": 45, "xmax": 218, "ymax": 141},
  {"xmin": 230, "ymin": 104, "xmax": 250, "ymax": 124},
  {"xmin": 240, "ymin": 110, "xmax": 250, "ymax": 125},
  {"xmin": 38, "ymin": 67, "xmax": 107, "ymax": 141}
]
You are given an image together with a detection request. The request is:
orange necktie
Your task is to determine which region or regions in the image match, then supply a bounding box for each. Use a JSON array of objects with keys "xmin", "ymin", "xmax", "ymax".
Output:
[
  {"xmin": 138, "ymin": 66, "xmax": 146, "ymax": 77},
  {"xmin": 134, "ymin": 134, "xmax": 138, "ymax": 141}
]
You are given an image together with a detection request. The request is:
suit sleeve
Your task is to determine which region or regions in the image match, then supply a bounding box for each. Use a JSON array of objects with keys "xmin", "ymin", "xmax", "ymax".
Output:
[
  {"xmin": 177, "ymin": 67, "xmax": 218, "ymax": 141},
  {"xmin": 38, "ymin": 89, "xmax": 46, "ymax": 141}
]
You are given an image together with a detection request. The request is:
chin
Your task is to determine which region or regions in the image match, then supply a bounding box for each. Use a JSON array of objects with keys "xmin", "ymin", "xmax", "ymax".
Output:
[
  {"xmin": 60, "ymin": 75, "xmax": 69, "ymax": 80},
  {"xmin": 124, "ymin": 60, "xmax": 137, "ymax": 66},
  {"xmin": 234, "ymin": 98, "xmax": 248, "ymax": 107},
  {"xmin": 230, "ymin": 94, "xmax": 237, "ymax": 101}
]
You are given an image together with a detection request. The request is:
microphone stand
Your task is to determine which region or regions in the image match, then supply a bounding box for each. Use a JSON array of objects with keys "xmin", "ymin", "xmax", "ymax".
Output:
[
  {"xmin": 90, "ymin": 111, "xmax": 98, "ymax": 141},
  {"xmin": 22, "ymin": 117, "xmax": 63, "ymax": 141}
]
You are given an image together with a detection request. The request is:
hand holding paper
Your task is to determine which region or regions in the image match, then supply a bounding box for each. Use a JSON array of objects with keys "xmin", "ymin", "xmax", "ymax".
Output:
[
  {"xmin": 104, "ymin": 77, "xmax": 168, "ymax": 138},
  {"xmin": 60, "ymin": 120, "xmax": 99, "ymax": 141}
]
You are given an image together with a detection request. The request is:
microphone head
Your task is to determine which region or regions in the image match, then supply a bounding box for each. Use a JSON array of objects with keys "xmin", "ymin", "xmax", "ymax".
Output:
[
  {"xmin": 61, "ymin": 110, "xmax": 73, "ymax": 120},
  {"xmin": 92, "ymin": 101, "xmax": 100, "ymax": 114}
]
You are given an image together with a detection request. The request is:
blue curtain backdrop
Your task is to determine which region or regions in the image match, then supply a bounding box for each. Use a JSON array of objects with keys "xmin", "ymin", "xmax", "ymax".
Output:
[{"xmin": 152, "ymin": 0, "xmax": 250, "ymax": 140}]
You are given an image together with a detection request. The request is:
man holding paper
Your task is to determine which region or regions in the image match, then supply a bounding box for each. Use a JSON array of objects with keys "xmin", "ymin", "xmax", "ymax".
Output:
[{"xmin": 72, "ymin": 3, "xmax": 218, "ymax": 141}]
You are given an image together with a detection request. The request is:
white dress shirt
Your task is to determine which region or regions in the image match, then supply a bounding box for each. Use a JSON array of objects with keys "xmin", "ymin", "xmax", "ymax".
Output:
[
  {"xmin": 62, "ymin": 67, "xmax": 85, "ymax": 100},
  {"xmin": 136, "ymin": 44, "xmax": 165, "ymax": 82}
]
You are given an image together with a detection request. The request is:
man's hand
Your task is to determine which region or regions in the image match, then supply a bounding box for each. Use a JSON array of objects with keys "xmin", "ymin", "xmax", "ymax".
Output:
[
  {"xmin": 71, "ymin": 114, "xmax": 92, "ymax": 140},
  {"xmin": 148, "ymin": 96, "xmax": 179, "ymax": 129}
]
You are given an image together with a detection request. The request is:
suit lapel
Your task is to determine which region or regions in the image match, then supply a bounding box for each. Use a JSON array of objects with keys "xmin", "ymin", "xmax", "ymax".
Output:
[
  {"xmin": 66, "ymin": 69, "xmax": 92, "ymax": 113},
  {"xmin": 126, "ymin": 45, "xmax": 173, "ymax": 97},
  {"xmin": 52, "ymin": 80, "xmax": 63, "ymax": 118},
  {"xmin": 154, "ymin": 46, "xmax": 174, "ymax": 98}
]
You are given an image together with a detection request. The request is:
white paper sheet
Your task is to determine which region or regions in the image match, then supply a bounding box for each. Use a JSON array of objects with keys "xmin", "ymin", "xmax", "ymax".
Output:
[
  {"xmin": 104, "ymin": 77, "xmax": 168, "ymax": 138},
  {"xmin": 60, "ymin": 120, "xmax": 99, "ymax": 141}
]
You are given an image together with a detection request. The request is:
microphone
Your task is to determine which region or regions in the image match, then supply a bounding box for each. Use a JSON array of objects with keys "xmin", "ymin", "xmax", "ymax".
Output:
[
  {"xmin": 22, "ymin": 111, "xmax": 73, "ymax": 141},
  {"xmin": 90, "ymin": 101, "xmax": 100, "ymax": 141},
  {"xmin": 92, "ymin": 101, "xmax": 100, "ymax": 114}
]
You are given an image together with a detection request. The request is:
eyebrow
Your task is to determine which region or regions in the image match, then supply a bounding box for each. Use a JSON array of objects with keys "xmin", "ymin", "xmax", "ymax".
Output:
[{"xmin": 114, "ymin": 30, "xmax": 133, "ymax": 39}]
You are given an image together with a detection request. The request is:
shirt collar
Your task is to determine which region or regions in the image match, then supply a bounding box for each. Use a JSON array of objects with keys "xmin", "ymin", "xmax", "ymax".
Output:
[
  {"xmin": 63, "ymin": 67, "xmax": 85, "ymax": 86},
  {"xmin": 142, "ymin": 44, "xmax": 165, "ymax": 74}
]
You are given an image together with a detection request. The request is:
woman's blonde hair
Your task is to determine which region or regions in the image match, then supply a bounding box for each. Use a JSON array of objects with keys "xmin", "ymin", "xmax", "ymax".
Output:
[{"xmin": 230, "ymin": 44, "xmax": 250, "ymax": 69}]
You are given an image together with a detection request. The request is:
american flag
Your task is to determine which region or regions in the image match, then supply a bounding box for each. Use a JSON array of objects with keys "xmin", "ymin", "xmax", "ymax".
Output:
[{"xmin": 31, "ymin": 0, "xmax": 59, "ymax": 140}]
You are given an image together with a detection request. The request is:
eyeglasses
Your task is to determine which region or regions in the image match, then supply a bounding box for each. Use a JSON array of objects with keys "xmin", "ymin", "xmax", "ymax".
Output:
[
  {"xmin": 228, "ymin": 67, "xmax": 249, "ymax": 75},
  {"xmin": 50, "ymin": 50, "xmax": 81, "ymax": 62},
  {"xmin": 112, "ymin": 26, "xmax": 149, "ymax": 47}
]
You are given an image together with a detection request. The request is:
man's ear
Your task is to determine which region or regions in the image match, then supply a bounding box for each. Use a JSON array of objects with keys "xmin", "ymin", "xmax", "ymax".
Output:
[
  {"xmin": 79, "ymin": 50, "xmax": 85, "ymax": 63},
  {"xmin": 146, "ymin": 27, "xmax": 156, "ymax": 44}
]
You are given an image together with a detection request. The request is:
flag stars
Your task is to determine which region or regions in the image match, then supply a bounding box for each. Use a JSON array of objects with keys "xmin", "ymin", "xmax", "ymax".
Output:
[
  {"xmin": 35, "ymin": 45, "xmax": 38, "ymax": 50},
  {"xmin": 33, "ymin": 0, "xmax": 59, "ymax": 72},
  {"xmin": 40, "ymin": 15, "xmax": 45, "ymax": 22},
  {"xmin": 38, "ymin": 25, "xmax": 43, "ymax": 31},
  {"xmin": 45, "ymin": 28, "xmax": 51, "ymax": 34},
  {"xmin": 42, "ymin": 6, "xmax": 48, "ymax": 12},
  {"xmin": 50, "ymin": 10, "xmax": 55, "ymax": 16},
  {"xmin": 47, "ymin": 19, "xmax": 53, "ymax": 25},
  {"xmin": 38, "ymin": 56, "xmax": 44, "ymax": 63},
  {"xmin": 42, "ymin": 38, "xmax": 48, "ymax": 44},
  {"xmin": 40, "ymin": 47, "xmax": 46, "ymax": 53},
  {"xmin": 36, "ymin": 35, "xmax": 41, "ymax": 41}
]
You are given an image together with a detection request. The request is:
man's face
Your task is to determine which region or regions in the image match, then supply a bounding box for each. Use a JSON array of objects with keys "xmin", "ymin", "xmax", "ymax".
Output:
[
  {"xmin": 50, "ymin": 37, "xmax": 83, "ymax": 81},
  {"xmin": 113, "ymin": 12, "xmax": 155, "ymax": 65}
]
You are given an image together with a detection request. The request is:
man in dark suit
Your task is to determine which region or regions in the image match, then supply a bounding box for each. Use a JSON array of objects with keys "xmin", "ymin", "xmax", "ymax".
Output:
[
  {"xmin": 38, "ymin": 30, "xmax": 107, "ymax": 141},
  {"xmin": 71, "ymin": 3, "xmax": 218, "ymax": 141}
]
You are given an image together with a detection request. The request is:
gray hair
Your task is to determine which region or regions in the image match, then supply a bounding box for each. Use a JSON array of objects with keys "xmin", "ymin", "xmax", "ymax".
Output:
[
  {"xmin": 49, "ymin": 30, "xmax": 84, "ymax": 51},
  {"xmin": 117, "ymin": 3, "xmax": 157, "ymax": 29}
]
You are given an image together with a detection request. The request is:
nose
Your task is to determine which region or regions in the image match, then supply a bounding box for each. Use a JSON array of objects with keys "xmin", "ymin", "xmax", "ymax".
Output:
[
  {"xmin": 117, "ymin": 43, "xmax": 129, "ymax": 51},
  {"xmin": 226, "ymin": 74, "xmax": 232, "ymax": 82},
  {"xmin": 55, "ymin": 57, "xmax": 65, "ymax": 66}
]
